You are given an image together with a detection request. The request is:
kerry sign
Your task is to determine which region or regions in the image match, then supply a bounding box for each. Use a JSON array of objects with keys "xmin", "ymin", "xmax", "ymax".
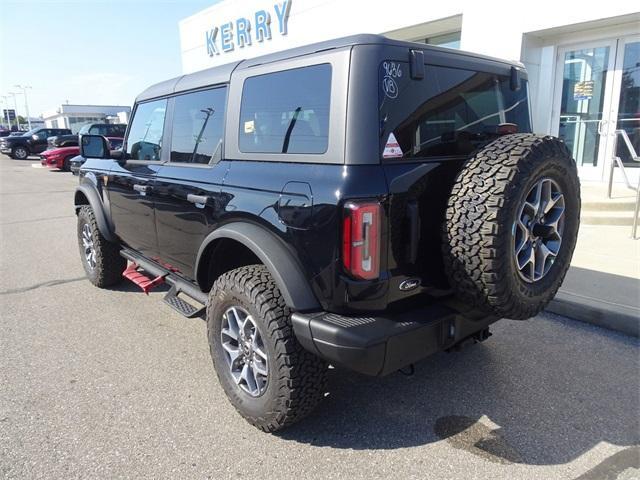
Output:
[{"xmin": 205, "ymin": 1, "xmax": 292, "ymax": 57}]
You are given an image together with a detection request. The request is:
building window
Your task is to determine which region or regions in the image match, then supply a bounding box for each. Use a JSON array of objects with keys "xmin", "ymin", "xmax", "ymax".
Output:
[{"xmin": 425, "ymin": 31, "xmax": 461, "ymax": 49}]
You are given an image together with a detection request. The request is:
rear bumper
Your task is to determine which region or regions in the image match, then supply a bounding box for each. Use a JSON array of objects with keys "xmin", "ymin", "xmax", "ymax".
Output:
[{"xmin": 292, "ymin": 302, "xmax": 498, "ymax": 376}]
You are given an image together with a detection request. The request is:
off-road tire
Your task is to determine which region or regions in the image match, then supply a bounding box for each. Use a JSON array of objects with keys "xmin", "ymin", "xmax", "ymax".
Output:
[
  {"xmin": 77, "ymin": 205, "xmax": 126, "ymax": 287},
  {"xmin": 12, "ymin": 146, "xmax": 28, "ymax": 160},
  {"xmin": 442, "ymin": 134, "xmax": 580, "ymax": 319},
  {"xmin": 207, "ymin": 265, "xmax": 328, "ymax": 432}
]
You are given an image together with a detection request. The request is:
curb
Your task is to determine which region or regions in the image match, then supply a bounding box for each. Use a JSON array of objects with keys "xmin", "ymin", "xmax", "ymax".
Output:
[{"xmin": 547, "ymin": 291, "xmax": 640, "ymax": 338}]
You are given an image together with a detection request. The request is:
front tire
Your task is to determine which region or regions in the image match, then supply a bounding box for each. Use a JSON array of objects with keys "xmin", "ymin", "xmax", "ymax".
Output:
[
  {"xmin": 207, "ymin": 265, "xmax": 328, "ymax": 432},
  {"xmin": 12, "ymin": 146, "xmax": 28, "ymax": 160},
  {"xmin": 77, "ymin": 205, "xmax": 126, "ymax": 287},
  {"xmin": 62, "ymin": 155, "xmax": 74, "ymax": 172}
]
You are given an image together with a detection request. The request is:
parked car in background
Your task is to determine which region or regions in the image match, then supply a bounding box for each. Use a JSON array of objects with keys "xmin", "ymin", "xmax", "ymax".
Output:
[
  {"xmin": 9, "ymin": 131, "xmax": 27, "ymax": 137},
  {"xmin": 0, "ymin": 127, "xmax": 71, "ymax": 159},
  {"xmin": 47, "ymin": 124, "xmax": 127, "ymax": 151},
  {"xmin": 44, "ymin": 137, "xmax": 123, "ymax": 172},
  {"xmin": 0, "ymin": 128, "xmax": 11, "ymax": 137},
  {"xmin": 69, "ymin": 155, "xmax": 84, "ymax": 175},
  {"xmin": 40, "ymin": 146, "xmax": 81, "ymax": 171},
  {"xmin": 48, "ymin": 134, "xmax": 79, "ymax": 149},
  {"xmin": 79, "ymin": 123, "xmax": 126, "ymax": 137}
]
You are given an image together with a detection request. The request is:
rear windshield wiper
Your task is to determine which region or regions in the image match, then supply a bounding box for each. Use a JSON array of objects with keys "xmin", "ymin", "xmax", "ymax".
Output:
[{"xmin": 282, "ymin": 107, "xmax": 302, "ymax": 153}]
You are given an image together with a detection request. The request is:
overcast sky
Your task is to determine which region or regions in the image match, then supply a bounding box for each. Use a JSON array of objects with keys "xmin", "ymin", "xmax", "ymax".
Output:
[{"xmin": 0, "ymin": 0, "xmax": 217, "ymax": 118}]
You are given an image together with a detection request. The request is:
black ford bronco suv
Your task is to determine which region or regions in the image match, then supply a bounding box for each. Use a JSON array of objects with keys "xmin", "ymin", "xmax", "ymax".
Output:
[{"xmin": 75, "ymin": 35, "xmax": 580, "ymax": 432}]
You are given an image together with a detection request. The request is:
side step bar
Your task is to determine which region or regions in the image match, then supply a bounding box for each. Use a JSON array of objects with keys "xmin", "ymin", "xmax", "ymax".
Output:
[
  {"xmin": 120, "ymin": 248, "xmax": 208, "ymax": 318},
  {"xmin": 163, "ymin": 285, "xmax": 205, "ymax": 319}
]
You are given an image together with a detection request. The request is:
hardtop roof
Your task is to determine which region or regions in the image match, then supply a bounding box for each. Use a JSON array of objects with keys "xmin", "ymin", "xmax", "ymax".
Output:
[{"xmin": 136, "ymin": 34, "xmax": 522, "ymax": 102}]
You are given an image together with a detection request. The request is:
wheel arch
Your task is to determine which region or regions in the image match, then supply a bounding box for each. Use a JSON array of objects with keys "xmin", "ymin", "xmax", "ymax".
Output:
[
  {"xmin": 74, "ymin": 184, "xmax": 116, "ymax": 242},
  {"xmin": 195, "ymin": 222, "xmax": 320, "ymax": 312}
]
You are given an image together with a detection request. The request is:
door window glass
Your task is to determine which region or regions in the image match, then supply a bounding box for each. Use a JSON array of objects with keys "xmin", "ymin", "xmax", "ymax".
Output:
[
  {"xmin": 557, "ymin": 46, "xmax": 610, "ymax": 168},
  {"xmin": 616, "ymin": 41, "xmax": 640, "ymax": 166},
  {"xmin": 239, "ymin": 64, "xmax": 331, "ymax": 154},
  {"xmin": 126, "ymin": 99, "xmax": 167, "ymax": 161},
  {"xmin": 170, "ymin": 87, "xmax": 227, "ymax": 164}
]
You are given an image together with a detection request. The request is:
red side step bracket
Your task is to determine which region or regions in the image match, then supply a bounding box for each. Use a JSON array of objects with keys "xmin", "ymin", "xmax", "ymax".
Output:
[{"xmin": 123, "ymin": 263, "xmax": 167, "ymax": 294}]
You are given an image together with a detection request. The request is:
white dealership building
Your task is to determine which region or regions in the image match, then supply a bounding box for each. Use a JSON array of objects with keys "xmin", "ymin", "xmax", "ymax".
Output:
[
  {"xmin": 41, "ymin": 104, "xmax": 131, "ymax": 134},
  {"xmin": 179, "ymin": 1, "xmax": 639, "ymax": 184}
]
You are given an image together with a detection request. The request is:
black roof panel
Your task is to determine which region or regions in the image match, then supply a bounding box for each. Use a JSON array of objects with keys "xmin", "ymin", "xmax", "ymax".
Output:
[{"xmin": 136, "ymin": 34, "xmax": 522, "ymax": 102}]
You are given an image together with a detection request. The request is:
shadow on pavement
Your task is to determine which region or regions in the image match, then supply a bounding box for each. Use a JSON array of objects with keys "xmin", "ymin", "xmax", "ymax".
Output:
[{"xmin": 279, "ymin": 316, "xmax": 640, "ymax": 467}]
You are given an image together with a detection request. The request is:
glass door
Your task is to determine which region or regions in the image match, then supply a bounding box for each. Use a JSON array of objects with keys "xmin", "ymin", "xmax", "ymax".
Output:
[
  {"xmin": 609, "ymin": 35, "xmax": 640, "ymax": 181},
  {"xmin": 553, "ymin": 40, "xmax": 617, "ymax": 181}
]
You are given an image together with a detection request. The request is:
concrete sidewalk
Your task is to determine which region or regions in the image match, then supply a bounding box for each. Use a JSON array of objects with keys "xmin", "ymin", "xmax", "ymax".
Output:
[{"xmin": 547, "ymin": 183, "xmax": 640, "ymax": 336}]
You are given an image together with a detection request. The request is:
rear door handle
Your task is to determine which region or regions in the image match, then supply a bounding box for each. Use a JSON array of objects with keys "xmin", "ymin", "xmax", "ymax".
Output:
[
  {"xmin": 133, "ymin": 184, "xmax": 150, "ymax": 194},
  {"xmin": 187, "ymin": 194, "xmax": 211, "ymax": 207}
]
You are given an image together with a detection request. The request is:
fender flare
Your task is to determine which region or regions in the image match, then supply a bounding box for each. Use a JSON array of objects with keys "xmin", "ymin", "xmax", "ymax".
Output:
[
  {"xmin": 74, "ymin": 184, "xmax": 116, "ymax": 242},
  {"xmin": 195, "ymin": 222, "xmax": 320, "ymax": 312}
]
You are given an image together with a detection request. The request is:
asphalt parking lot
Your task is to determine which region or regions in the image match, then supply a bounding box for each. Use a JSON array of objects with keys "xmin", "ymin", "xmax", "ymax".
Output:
[{"xmin": 1, "ymin": 155, "xmax": 639, "ymax": 480}]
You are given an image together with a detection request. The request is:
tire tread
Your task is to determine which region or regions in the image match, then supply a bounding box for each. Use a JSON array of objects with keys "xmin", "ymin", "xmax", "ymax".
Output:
[
  {"xmin": 208, "ymin": 265, "xmax": 327, "ymax": 432},
  {"xmin": 77, "ymin": 205, "xmax": 125, "ymax": 287},
  {"xmin": 442, "ymin": 134, "xmax": 580, "ymax": 319}
]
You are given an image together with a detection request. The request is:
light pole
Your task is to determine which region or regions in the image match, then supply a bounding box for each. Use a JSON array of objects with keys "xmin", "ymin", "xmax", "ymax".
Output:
[
  {"xmin": 8, "ymin": 92, "xmax": 20, "ymax": 129},
  {"xmin": 14, "ymin": 85, "xmax": 32, "ymax": 130},
  {"xmin": 0, "ymin": 96, "xmax": 10, "ymax": 128}
]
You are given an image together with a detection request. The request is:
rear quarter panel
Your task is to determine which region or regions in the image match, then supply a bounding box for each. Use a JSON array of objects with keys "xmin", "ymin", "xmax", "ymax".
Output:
[{"xmin": 222, "ymin": 161, "xmax": 388, "ymax": 312}]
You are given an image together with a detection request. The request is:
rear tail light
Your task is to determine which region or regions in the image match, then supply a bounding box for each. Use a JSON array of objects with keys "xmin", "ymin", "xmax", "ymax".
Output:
[{"xmin": 342, "ymin": 201, "xmax": 381, "ymax": 280}]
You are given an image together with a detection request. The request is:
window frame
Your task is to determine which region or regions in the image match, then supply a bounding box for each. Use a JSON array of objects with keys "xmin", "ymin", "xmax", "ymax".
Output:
[
  {"xmin": 164, "ymin": 84, "xmax": 229, "ymax": 168},
  {"xmin": 237, "ymin": 63, "xmax": 332, "ymax": 156},
  {"xmin": 225, "ymin": 48, "xmax": 350, "ymax": 165},
  {"xmin": 124, "ymin": 85, "xmax": 229, "ymax": 168},
  {"xmin": 123, "ymin": 97, "xmax": 171, "ymax": 165},
  {"xmin": 378, "ymin": 61, "xmax": 531, "ymax": 164}
]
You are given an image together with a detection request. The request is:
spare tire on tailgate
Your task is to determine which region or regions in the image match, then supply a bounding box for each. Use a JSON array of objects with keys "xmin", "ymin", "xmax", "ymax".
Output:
[{"xmin": 442, "ymin": 134, "xmax": 580, "ymax": 320}]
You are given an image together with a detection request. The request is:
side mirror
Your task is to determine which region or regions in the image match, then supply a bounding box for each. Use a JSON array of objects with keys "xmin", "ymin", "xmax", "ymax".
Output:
[{"xmin": 81, "ymin": 134, "xmax": 110, "ymax": 159}]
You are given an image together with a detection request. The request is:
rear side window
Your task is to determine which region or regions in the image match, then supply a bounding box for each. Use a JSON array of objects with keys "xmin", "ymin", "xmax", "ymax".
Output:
[
  {"xmin": 126, "ymin": 99, "xmax": 167, "ymax": 161},
  {"xmin": 239, "ymin": 64, "xmax": 331, "ymax": 154},
  {"xmin": 379, "ymin": 62, "xmax": 531, "ymax": 159},
  {"xmin": 169, "ymin": 87, "xmax": 227, "ymax": 164}
]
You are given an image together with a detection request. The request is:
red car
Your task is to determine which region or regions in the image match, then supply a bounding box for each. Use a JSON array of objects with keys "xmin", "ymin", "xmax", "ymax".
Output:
[
  {"xmin": 40, "ymin": 137, "xmax": 123, "ymax": 171},
  {"xmin": 40, "ymin": 145, "xmax": 79, "ymax": 171}
]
